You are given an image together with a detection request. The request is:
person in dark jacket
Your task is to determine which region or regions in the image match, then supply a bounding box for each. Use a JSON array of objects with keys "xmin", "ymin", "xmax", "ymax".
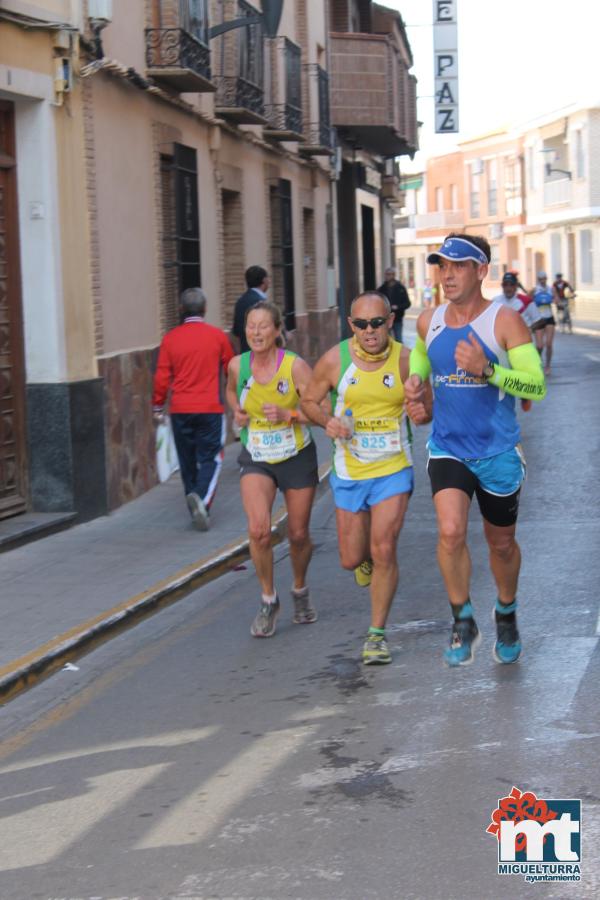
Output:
[
  {"xmin": 232, "ymin": 266, "xmax": 270, "ymax": 353},
  {"xmin": 377, "ymin": 267, "xmax": 411, "ymax": 343}
]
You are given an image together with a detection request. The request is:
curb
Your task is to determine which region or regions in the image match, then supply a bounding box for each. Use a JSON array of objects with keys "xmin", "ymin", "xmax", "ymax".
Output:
[{"xmin": 0, "ymin": 462, "xmax": 332, "ymax": 706}]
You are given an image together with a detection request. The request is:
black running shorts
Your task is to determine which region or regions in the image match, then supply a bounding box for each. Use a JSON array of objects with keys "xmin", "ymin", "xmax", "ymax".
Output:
[
  {"xmin": 238, "ymin": 441, "xmax": 319, "ymax": 492},
  {"xmin": 428, "ymin": 456, "xmax": 521, "ymax": 527}
]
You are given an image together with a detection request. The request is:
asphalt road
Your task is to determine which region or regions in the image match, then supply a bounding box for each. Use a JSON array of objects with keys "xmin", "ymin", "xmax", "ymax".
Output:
[{"xmin": 0, "ymin": 327, "xmax": 599, "ymax": 900}]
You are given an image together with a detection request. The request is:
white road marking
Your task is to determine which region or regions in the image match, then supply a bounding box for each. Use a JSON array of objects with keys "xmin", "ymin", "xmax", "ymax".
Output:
[
  {"xmin": 288, "ymin": 705, "xmax": 341, "ymax": 721},
  {"xmin": 136, "ymin": 726, "xmax": 316, "ymax": 848},
  {"xmin": 585, "ymin": 353, "xmax": 600, "ymax": 362},
  {"xmin": 0, "ymin": 726, "xmax": 219, "ymax": 776},
  {"xmin": 0, "ymin": 764, "xmax": 167, "ymax": 871}
]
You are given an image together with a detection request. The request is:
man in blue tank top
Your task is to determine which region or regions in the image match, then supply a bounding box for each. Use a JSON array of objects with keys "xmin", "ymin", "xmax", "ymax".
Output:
[{"xmin": 405, "ymin": 234, "xmax": 546, "ymax": 667}]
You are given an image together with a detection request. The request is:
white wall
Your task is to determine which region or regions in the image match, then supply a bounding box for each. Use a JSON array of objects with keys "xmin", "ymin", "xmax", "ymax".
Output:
[{"xmin": 1, "ymin": 66, "xmax": 67, "ymax": 383}]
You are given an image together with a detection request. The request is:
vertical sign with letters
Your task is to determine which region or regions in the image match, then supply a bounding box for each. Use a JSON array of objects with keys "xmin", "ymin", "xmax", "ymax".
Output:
[{"xmin": 433, "ymin": 0, "xmax": 459, "ymax": 133}]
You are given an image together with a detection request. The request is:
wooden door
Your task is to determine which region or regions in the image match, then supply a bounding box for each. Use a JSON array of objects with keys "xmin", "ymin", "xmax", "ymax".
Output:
[{"xmin": 0, "ymin": 101, "xmax": 28, "ymax": 518}]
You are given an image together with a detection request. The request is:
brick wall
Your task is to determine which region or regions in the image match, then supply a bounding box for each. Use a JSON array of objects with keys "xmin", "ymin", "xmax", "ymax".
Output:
[
  {"xmin": 302, "ymin": 207, "xmax": 317, "ymax": 311},
  {"xmin": 221, "ymin": 189, "xmax": 245, "ymax": 328},
  {"xmin": 82, "ymin": 78, "xmax": 104, "ymax": 357},
  {"xmin": 329, "ymin": 0, "xmax": 349, "ymax": 32}
]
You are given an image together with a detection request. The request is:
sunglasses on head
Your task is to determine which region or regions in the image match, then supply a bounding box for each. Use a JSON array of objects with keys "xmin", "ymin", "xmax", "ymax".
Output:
[{"xmin": 351, "ymin": 316, "xmax": 388, "ymax": 330}]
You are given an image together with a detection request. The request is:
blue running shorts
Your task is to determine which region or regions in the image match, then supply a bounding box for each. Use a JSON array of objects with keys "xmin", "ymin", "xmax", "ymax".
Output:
[
  {"xmin": 428, "ymin": 439, "xmax": 526, "ymax": 496},
  {"xmin": 330, "ymin": 467, "xmax": 414, "ymax": 513}
]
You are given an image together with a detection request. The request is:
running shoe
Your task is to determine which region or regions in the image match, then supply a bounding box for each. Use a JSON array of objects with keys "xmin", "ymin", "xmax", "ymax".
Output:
[
  {"xmin": 444, "ymin": 618, "xmax": 481, "ymax": 667},
  {"xmin": 291, "ymin": 587, "xmax": 318, "ymax": 624},
  {"xmin": 354, "ymin": 559, "xmax": 373, "ymax": 587},
  {"xmin": 493, "ymin": 610, "xmax": 521, "ymax": 664},
  {"xmin": 250, "ymin": 596, "xmax": 280, "ymax": 638},
  {"xmin": 362, "ymin": 632, "xmax": 392, "ymax": 665},
  {"xmin": 186, "ymin": 492, "xmax": 210, "ymax": 532}
]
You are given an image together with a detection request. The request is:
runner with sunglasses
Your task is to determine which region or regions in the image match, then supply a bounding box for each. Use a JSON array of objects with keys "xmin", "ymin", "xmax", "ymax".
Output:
[{"xmin": 302, "ymin": 291, "xmax": 432, "ymax": 665}]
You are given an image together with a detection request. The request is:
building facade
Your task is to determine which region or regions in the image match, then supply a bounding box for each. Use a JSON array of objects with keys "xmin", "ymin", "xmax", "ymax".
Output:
[
  {"xmin": 396, "ymin": 103, "xmax": 600, "ymax": 317},
  {"xmin": 330, "ymin": 0, "xmax": 418, "ymax": 323},
  {"xmin": 0, "ymin": 0, "xmax": 337, "ymax": 524},
  {"xmin": 523, "ymin": 104, "xmax": 600, "ymax": 319}
]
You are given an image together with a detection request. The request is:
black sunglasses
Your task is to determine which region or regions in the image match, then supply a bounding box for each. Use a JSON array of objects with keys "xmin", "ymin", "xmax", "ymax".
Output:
[{"xmin": 351, "ymin": 316, "xmax": 388, "ymax": 330}]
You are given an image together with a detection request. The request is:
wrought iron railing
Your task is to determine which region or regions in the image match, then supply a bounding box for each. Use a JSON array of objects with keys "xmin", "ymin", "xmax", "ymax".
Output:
[
  {"xmin": 145, "ymin": 28, "xmax": 211, "ymax": 81},
  {"xmin": 301, "ymin": 123, "xmax": 334, "ymax": 149},
  {"xmin": 300, "ymin": 64, "xmax": 332, "ymax": 149},
  {"xmin": 214, "ymin": 76, "xmax": 264, "ymax": 116},
  {"xmin": 265, "ymin": 103, "xmax": 303, "ymax": 135}
]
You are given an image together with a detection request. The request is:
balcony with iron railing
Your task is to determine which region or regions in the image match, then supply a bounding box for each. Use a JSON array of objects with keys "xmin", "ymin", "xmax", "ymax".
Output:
[
  {"xmin": 213, "ymin": 0, "xmax": 266, "ymax": 123},
  {"xmin": 145, "ymin": 27, "xmax": 214, "ymax": 92},
  {"xmin": 298, "ymin": 64, "xmax": 334, "ymax": 156},
  {"xmin": 330, "ymin": 33, "xmax": 417, "ymax": 157},
  {"xmin": 214, "ymin": 76, "xmax": 266, "ymax": 123},
  {"xmin": 263, "ymin": 37, "xmax": 304, "ymax": 141},
  {"xmin": 263, "ymin": 102, "xmax": 303, "ymax": 140}
]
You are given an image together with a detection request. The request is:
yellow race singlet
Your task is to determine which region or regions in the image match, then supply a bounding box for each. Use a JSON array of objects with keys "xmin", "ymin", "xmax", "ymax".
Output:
[
  {"xmin": 332, "ymin": 339, "xmax": 412, "ymax": 480},
  {"xmin": 237, "ymin": 350, "xmax": 312, "ymax": 464}
]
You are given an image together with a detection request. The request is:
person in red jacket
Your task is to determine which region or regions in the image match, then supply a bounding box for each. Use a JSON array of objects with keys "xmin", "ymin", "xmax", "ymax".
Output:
[{"xmin": 152, "ymin": 288, "xmax": 234, "ymax": 531}]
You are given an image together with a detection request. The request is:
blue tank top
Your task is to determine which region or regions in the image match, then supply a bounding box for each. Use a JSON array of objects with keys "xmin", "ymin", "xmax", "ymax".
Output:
[
  {"xmin": 533, "ymin": 286, "xmax": 554, "ymax": 307},
  {"xmin": 425, "ymin": 302, "xmax": 520, "ymax": 459}
]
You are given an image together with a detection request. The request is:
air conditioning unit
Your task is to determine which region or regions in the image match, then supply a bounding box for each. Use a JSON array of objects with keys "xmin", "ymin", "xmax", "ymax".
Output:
[
  {"xmin": 489, "ymin": 222, "xmax": 504, "ymax": 240},
  {"xmin": 471, "ymin": 158, "xmax": 484, "ymax": 175},
  {"xmin": 88, "ymin": 0, "xmax": 112, "ymax": 22}
]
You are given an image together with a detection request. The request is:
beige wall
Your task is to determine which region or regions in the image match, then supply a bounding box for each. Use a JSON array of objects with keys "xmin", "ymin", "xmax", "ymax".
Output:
[
  {"xmin": 100, "ymin": 0, "xmax": 148, "ymax": 75},
  {"xmin": 56, "ymin": 83, "xmax": 96, "ymax": 380},
  {"xmin": 278, "ymin": 0, "xmax": 299, "ymax": 44},
  {"xmin": 3, "ymin": 0, "xmax": 76, "ymax": 25},
  {"xmin": 0, "ymin": 20, "xmax": 55, "ymax": 77},
  {"xmin": 90, "ymin": 78, "xmax": 162, "ymax": 353}
]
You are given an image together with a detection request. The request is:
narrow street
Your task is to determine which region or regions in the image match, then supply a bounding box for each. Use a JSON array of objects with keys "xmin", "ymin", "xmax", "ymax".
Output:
[{"xmin": 0, "ymin": 328, "xmax": 598, "ymax": 900}]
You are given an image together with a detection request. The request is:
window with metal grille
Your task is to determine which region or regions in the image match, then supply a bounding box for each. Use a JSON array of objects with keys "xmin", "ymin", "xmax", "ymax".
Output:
[
  {"xmin": 238, "ymin": 0, "xmax": 263, "ymax": 86},
  {"xmin": 285, "ymin": 38, "xmax": 301, "ymax": 111},
  {"xmin": 181, "ymin": 0, "xmax": 209, "ymax": 44},
  {"xmin": 270, "ymin": 178, "xmax": 296, "ymax": 331},
  {"xmin": 160, "ymin": 143, "xmax": 201, "ymax": 331}
]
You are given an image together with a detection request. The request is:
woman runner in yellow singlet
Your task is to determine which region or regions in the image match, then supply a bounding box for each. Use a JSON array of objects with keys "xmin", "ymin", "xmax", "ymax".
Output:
[{"xmin": 226, "ymin": 302, "xmax": 319, "ymax": 638}]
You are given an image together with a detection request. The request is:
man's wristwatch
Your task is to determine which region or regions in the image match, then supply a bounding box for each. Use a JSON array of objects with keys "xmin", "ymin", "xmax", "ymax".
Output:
[{"xmin": 482, "ymin": 360, "xmax": 495, "ymax": 379}]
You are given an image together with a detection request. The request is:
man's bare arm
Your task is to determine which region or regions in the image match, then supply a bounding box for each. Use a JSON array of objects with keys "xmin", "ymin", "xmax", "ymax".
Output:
[{"xmin": 300, "ymin": 350, "xmax": 337, "ymax": 428}]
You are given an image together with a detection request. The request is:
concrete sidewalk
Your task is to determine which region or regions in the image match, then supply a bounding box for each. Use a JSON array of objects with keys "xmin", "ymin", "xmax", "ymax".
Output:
[{"xmin": 0, "ymin": 428, "xmax": 333, "ymax": 703}]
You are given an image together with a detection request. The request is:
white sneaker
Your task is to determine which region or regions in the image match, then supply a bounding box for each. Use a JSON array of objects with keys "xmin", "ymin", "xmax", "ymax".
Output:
[{"xmin": 186, "ymin": 492, "xmax": 210, "ymax": 531}]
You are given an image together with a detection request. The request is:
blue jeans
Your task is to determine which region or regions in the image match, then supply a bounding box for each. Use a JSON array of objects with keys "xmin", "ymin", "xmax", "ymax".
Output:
[
  {"xmin": 170, "ymin": 413, "xmax": 225, "ymax": 508},
  {"xmin": 392, "ymin": 319, "xmax": 404, "ymax": 343}
]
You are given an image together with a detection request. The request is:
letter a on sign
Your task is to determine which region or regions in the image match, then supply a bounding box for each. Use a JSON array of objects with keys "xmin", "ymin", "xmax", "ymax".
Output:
[{"xmin": 433, "ymin": 0, "xmax": 459, "ymax": 133}]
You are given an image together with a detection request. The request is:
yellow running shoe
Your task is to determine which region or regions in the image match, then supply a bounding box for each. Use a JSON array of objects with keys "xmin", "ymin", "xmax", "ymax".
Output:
[
  {"xmin": 354, "ymin": 559, "xmax": 373, "ymax": 587},
  {"xmin": 362, "ymin": 632, "xmax": 392, "ymax": 665}
]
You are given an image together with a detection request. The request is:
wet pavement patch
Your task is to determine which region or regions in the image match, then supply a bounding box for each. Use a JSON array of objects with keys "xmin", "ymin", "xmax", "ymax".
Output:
[
  {"xmin": 302, "ymin": 655, "xmax": 372, "ymax": 696},
  {"xmin": 309, "ymin": 742, "xmax": 413, "ymax": 809}
]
